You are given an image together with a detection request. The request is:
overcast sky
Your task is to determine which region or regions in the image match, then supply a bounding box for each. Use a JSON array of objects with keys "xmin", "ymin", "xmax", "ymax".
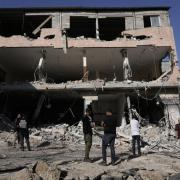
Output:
[{"xmin": 0, "ymin": 0, "xmax": 179, "ymax": 60}]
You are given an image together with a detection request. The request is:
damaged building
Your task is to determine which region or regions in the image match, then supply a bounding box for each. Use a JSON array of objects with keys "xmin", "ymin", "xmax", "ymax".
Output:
[{"xmin": 0, "ymin": 6, "xmax": 179, "ymax": 129}]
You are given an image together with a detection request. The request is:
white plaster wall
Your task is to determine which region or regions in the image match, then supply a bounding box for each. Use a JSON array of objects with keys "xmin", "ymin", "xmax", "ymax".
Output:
[{"xmin": 165, "ymin": 104, "xmax": 180, "ymax": 127}]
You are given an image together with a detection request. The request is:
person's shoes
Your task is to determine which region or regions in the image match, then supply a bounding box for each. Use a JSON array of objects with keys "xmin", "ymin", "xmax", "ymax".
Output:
[
  {"xmin": 110, "ymin": 161, "xmax": 116, "ymax": 166},
  {"xmin": 99, "ymin": 161, "xmax": 107, "ymax": 166},
  {"xmin": 83, "ymin": 158, "xmax": 92, "ymax": 163}
]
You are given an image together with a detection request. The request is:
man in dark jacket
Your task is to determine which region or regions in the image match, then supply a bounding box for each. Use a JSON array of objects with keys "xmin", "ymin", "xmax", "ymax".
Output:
[
  {"xmin": 13, "ymin": 114, "xmax": 21, "ymax": 147},
  {"xmin": 175, "ymin": 118, "xmax": 180, "ymax": 146},
  {"xmin": 82, "ymin": 108, "xmax": 95, "ymax": 162},
  {"xmin": 101, "ymin": 109, "xmax": 117, "ymax": 166},
  {"xmin": 19, "ymin": 114, "xmax": 31, "ymax": 151}
]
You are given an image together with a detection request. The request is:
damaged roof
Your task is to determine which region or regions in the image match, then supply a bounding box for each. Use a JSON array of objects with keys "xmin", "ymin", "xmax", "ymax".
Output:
[{"xmin": 0, "ymin": 6, "xmax": 170, "ymax": 11}]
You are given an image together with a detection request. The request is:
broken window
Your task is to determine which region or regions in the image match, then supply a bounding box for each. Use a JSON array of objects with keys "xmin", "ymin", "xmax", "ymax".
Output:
[
  {"xmin": 67, "ymin": 16, "xmax": 96, "ymax": 38},
  {"xmin": 0, "ymin": 12, "xmax": 52, "ymax": 38},
  {"xmin": 143, "ymin": 16, "xmax": 160, "ymax": 28},
  {"xmin": 24, "ymin": 15, "xmax": 52, "ymax": 38},
  {"xmin": 99, "ymin": 17, "xmax": 125, "ymax": 41},
  {"xmin": 0, "ymin": 12, "xmax": 24, "ymax": 37}
]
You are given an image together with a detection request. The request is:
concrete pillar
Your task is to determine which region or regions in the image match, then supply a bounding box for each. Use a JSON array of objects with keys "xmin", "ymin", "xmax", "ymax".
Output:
[
  {"xmin": 160, "ymin": 12, "xmax": 170, "ymax": 27},
  {"xmin": 160, "ymin": 94, "xmax": 180, "ymax": 137},
  {"xmin": 135, "ymin": 15, "xmax": 144, "ymax": 29},
  {"xmin": 52, "ymin": 13, "xmax": 60, "ymax": 28},
  {"xmin": 121, "ymin": 49, "xmax": 132, "ymax": 81},
  {"xmin": 127, "ymin": 96, "xmax": 132, "ymax": 121},
  {"xmin": 62, "ymin": 29, "xmax": 67, "ymax": 54},
  {"xmin": 117, "ymin": 94, "xmax": 126, "ymax": 127},
  {"xmin": 96, "ymin": 16, "xmax": 99, "ymax": 40},
  {"xmin": 82, "ymin": 54, "xmax": 88, "ymax": 81},
  {"xmin": 125, "ymin": 16, "xmax": 134, "ymax": 30},
  {"xmin": 83, "ymin": 96, "xmax": 98, "ymax": 113}
]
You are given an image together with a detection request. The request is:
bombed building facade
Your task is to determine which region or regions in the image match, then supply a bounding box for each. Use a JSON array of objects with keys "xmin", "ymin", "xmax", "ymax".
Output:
[{"xmin": 0, "ymin": 6, "xmax": 179, "ymax": 127}]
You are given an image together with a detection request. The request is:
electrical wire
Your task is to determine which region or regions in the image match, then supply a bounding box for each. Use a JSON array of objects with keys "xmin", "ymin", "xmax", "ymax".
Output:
[{"xmin": 134, "ymin": 81, "xmax": 164, "ymax": 101}]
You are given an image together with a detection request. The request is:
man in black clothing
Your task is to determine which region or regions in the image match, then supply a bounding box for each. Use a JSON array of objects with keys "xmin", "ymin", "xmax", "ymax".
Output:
[
  {"xmin": 82, "ymin": 108, "xmax": 95, "ymax": 162},
  {"xmin": 19, "ymin": 115, "xmax": 31, "ymax": 151},
  {"xmin": 13, "ymin": 114, "xmax": 21, "ymax": 147},
  {"xmin": 101, "ymin": 109, "xmax": 117, "ymax": 166}
]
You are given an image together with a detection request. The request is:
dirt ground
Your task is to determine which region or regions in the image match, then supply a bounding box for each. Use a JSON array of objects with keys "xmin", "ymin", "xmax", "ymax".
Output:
[{"xmin": 0, "ymin": 142, "xmax": 180, "ymax": 180}]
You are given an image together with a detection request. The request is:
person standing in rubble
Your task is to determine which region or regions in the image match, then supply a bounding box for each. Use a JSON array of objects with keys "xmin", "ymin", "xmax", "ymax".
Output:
[
  {"xmin": 19, "ymin": 114, "xmax": 31, "ymax": 151},
  {"xmin": 13, "ymin": 113, "xmax": 21, "ymax": 147},
  {"xmin": 82, "ymin": 108, "xmax": 95, "ymax": 162},
  {"xmin": 101, "ymin": 109, "xmax": 117, "ymax": 166},
  {"xmin": 175, "ymin": 118, "xmax": 180, "ymax": 146},
  {"xmin": 130, "ymin": 113, "xmax": 141, "ymax": 157}
]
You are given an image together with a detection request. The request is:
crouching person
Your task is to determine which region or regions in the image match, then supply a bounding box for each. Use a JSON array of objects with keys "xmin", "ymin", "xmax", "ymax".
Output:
[
  {"xmin": 130, "ymin": 113, "xmax": 141, "ymax": 157},
  {"xmin": 82, "ymin": 108, "xmax": 95, "ymax": 162},
  {"xmin": 19, "ymin": 114, "xmax": 31, "ymax": 151}
]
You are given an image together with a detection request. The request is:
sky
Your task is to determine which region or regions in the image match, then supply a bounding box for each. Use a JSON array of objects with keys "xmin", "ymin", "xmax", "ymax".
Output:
[{"xmin": 0, "ymin": 0, "xmax": 179, "ymax": 60}]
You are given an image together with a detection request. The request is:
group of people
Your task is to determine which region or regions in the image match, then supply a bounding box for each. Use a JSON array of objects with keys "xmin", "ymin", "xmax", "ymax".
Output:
[
  {"xmin": 82, "ymin": 108, "xmax": 141, "ymax": 166},
  {"xmin": 13, "ymin": 108, "xmax": 180, "ymax": 165},
  {"xmin": 82, "ymin": 108, "xmax": 180, "ymax": 166},
  {"xmin": 13, "ymin": 114, "xmax": 31, "ymax": 151}
]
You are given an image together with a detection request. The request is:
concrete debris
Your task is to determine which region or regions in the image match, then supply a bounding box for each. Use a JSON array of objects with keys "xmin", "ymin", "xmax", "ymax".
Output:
[
  {"xmin": 117, "ymin": 123, "xmax": 180, "ymax": 153},
  {"xmin": 0, "ymin": 168, "xmax": 38, "ymax": 180},
  {"xmin": 0, "ymin": 122, "xmax": 180, "ymax": 179},
  {"xmin": 33, "ymin": 160, "xmax": 61, "ymax": 180},
  {"xmin": 0, "ymin": 120, "xmax": 179, "ymax": 153},
  {"xmin": 0, "ymin": 160, "xmax": 61, "ymax": 180},
  {"xmin": 10, "ymin": 168, "xmax": 38, "ymax": 180},
  {"xmin": 28, "ymin": 122, "xmax": 102, "ymax": 148},
  {"xmin": 0, "ymin": 154, "xmax": 7, "ymax": 159},
  {"xmin": 0, "ymin": 114, "xmax": 15, "ymax": 132}
]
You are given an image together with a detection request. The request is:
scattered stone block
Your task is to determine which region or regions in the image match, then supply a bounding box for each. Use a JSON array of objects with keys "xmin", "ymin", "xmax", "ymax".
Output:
[
  {"xmin": 137, "ymin": 170, "xmax": 164, "ymax": 180},
  {"xmin": 34, "ymin": 160, "xmax": 61, "ymax": 180}
]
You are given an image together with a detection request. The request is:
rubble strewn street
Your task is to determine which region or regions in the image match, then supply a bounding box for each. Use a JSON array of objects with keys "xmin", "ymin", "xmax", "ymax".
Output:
[
  {"xmin": 0, "ymin": 2, "xmax": 179, "ymax": 179},
  {"xmin": 0, "ymin": 120, "xmax": 180, "ymax": 179}
]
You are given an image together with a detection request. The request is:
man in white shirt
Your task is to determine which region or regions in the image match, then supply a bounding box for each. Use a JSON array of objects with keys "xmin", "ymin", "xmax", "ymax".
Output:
[{"xmin": 130, "ymin": 114, "xmax": 141, "ymax": 156}]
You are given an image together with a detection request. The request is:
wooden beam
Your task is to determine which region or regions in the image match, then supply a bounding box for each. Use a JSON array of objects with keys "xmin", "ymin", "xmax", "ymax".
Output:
[{"xmin": 32, "ymin": 15, "xmax": 52, "ymax": 35}]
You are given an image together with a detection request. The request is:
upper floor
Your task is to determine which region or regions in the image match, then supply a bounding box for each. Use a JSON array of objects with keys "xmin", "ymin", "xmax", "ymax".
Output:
[{"xmin": 0, "ymin": 7, "xmax": 170, "ymax": 40}]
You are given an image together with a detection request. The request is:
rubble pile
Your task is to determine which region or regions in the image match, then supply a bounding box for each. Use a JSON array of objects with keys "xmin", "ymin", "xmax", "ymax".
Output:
[
  {"xmin": 0, "ymin": 114, "xmax": 15, "ymax": 132},
  {"xmin": 0, "ymin": 118, "xmax": 180, "ymax": 153},
  {"xmin": 0, "ymin": 158, "xmax": 180, "ymax": 180},
  {"xmin": 29, "ymin": 122, "xmax": 102, "ymax": 147},
  {"xmin": 117, "ymin": 123, "xmax": 180, "ymax": 153}
]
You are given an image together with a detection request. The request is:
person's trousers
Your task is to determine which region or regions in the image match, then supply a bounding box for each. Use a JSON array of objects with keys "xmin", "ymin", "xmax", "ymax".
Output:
[
  {"xmin": 102, "ymin": 133, "xmax": 116, "ymax": 162},
  {"xmin": 132, "ymin": 135, "xmax": 141, "ymax": 155},
  {"xmin": 84, "ymin": 134, "xmax": 92, "ymax": 159},
  {"xmin": 19, "ymin": 129, "xmax": 31, "ymax": 151},
  {"xmin": 176, "ymin": 139, "xmax": 180, "ymax": 147},
  {"xmin": 13, "ymin": 131, "xmax": 20, "ymax": 146}
]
